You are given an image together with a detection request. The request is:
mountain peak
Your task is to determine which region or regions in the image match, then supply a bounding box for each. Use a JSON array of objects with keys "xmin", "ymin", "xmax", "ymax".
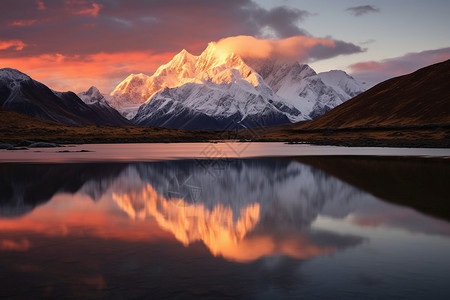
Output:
[
  {"xmin": 154, "ymin": 48, "xmax": 197, "ymax": 78},
  {"xmin": 204, "ymin": 42, "xmax": 217, "ymax": 52},
  {"xmin": 319, "ymin": 69, "xmax": 352, "ymax": 80},
  {"xmin": 78, "ymin": 86, "xmax": 107, "ymax": 105},
  {"xmin": 303, "ymin": 59, "xmax": 450, "ymax": 129},
  {"xmin": 0, "ymin": 68, "xmax": 31, "ymax": 82},
  {"xmin": 0, "ymin": 68, "xmax": 129, "ymax": 126},
  {"xmin": 194, "ymin": 43, "xmax": 251, "ymax": 75},
  {"xmin": 172, "ymin": 48, "xmax": 195, "ymax": 61},
  {"xmin": 199, "ymin": 42, "xmax": 218, "ymax": 59},
  {"xmin": 86, "ymin": 86, "xmax": 101, "ymax": 95},
  {"xmin": 318, "ymin": 69, "xmax": 372, "ymax": 97},
  {"xmin": 196, "ymin": 42, "xmax": 222, "ymax": 71},
  {"xmin": 126, "ymin": 73, "xmax": 149, "ymax": 80},
  {"xmin": 111, "ymin": 73, "xmax": 151, "ymax": 95}
]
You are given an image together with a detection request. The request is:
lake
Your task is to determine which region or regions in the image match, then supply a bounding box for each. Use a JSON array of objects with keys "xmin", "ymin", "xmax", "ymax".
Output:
[{"xmin": 1, "ymin": 143, "xmax": 450, "ymax": 299}]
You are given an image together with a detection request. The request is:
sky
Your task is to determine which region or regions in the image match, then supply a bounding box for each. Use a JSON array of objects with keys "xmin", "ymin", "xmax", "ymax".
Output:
[{"xmin": 1, "ymin": 0, "xmax": 449, "ymax": 93}]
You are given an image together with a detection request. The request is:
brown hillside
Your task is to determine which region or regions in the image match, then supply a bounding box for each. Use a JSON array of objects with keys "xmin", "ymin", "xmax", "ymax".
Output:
[
  {"xmin": 0, "ymin": 106, "xmax": 67, "ymax": 129},
  {"xmin": 300, "ymin": 59, "xmax": 450, "ymax": 129},
  {"xmin": 0, "ymin": 107, "xmax": 218, "ymax": 142}
]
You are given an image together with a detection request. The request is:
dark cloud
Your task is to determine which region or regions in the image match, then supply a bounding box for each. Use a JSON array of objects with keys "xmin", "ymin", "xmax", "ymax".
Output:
[
  {"xmin": 308, "ymin": 40, "xmax": 366, "ymax": 61},
  {"xmin": 349, "ymin": 47, "xmax": 450, "ymax": 83},
  {"xmin": 0, "ymin": 0, "xmax": 312, "ymax": 57},
  {"xmin": 246, "ymin": 5, "xmax": 311, "ymax": 38},
  {"xmin": 360, "ymin": 39, "xmax": 376, "ymax": 45},
  {"xmin": 346, "ymin": 5, "xmax": 379, "ymax": 17},
  {"xmin": 0, "ymin": 0, "xmax": 364, "ymax": 61}
]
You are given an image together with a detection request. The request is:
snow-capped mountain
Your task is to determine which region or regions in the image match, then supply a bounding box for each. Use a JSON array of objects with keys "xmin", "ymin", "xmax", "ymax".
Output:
[
  {"xmin": 78, "ymin": 86, "xmax": 107, "ymax": 105},
  {"xmin": 76, "ymin": 86, "xmax": 132, "ymax": 125},
  {"xmin": 108, "ymin": 73, "xmax": 154, "ymax": 119},
  {"xmin": 247, "ymin": 58, "xmax": 370, "ymax": 118},
  {"xmin": 318, "ymin": 70, "xmax": 372, "ymax": 99},
  {"xmin": 108, "ymin": 49, "xmax": 200, "ymax": 119},
  {"xmin": 109, "ymin": 43, "xmax": 368, "ymax": 129},
  {"xmin": 0, "ymin": 68, "xmax": 130, "ymax": 126},
  {"xmin": 1, "ymin": 45, "xmax": 368, "ymax": 129},
  {"xmin": 131, "ymin": 43, "xmax": 304, "ymax": 129}
]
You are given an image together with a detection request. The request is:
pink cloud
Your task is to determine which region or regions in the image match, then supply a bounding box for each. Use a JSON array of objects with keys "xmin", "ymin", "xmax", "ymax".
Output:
[
  {"xmin": 36, "ymin": 0, "xmax": 45, "ymax": 10},
  {"xmin": 74, "ymin": 3, "xmax": 102, "ymax": 17},
  {"xmin": 349, "ymin": 61, "xmax": 382, "ymax": 71},
  {"xmin": 0, "ymin": 51, "xmax": 175, "ymax": 92},
  {"xmin": 66, "ymin": 1, "xmax": 102, "ymax": 17},
  {"xmin": 349, "ymin": 47, "xmax": 450, "ymax": 83},
  {"xmin": 9, "ymin": 19, "xmax": 38, "ymax": 27},
  {"xmin": 0, "ymin": 40, "xmax": 26, "ymax": 51}
]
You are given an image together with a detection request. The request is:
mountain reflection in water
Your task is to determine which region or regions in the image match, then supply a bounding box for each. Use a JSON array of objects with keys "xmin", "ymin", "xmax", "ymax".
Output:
[{"xmin": 1, "ymin": 157, "xmax": 450, "ymax": 299}]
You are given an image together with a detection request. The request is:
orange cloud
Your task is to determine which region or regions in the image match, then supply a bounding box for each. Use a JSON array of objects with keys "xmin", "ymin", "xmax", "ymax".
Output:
[
  {"xmin": 75, "ymin": 3, "xmax": 102, "ymax": 17},
  {"xmin": 66, "ymin": 1, "xmax": 103, "ymax": 17},
  {"xmin": 0, "ymin": 51, "xmax": 175, "ymax": 92},
  {"xmin": 0, "ymin": 36, "xmax": 349, "ymax": 93},
  {"xmin": 214, "ymin": 35, "xmax": 336, "ymax": 61},
  {"xmin": 0, "ymin": 40, "xmax": 26, "ymax": 51}
]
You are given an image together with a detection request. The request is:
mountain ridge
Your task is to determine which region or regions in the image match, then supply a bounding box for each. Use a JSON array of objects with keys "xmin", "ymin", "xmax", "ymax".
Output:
[
  {"xmin": 128, "ymin": 43, "xmax": 305, "ymax": 129},
  {"xmin": 108, "ymin": 43, "xmax": 368, "ymax": 129},
  {"xmin": 0, "ymin": 68, "xmax": 130, "ymax": 126},
  {"xmin": 299, "ymin": 59, "xmax": 450, "ymax": 129}
]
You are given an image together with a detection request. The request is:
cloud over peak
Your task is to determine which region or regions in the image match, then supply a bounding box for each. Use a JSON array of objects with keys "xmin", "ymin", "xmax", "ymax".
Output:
[{"xmin": 214, "ymin": 35, "xmax": 364, "ymax": 63}]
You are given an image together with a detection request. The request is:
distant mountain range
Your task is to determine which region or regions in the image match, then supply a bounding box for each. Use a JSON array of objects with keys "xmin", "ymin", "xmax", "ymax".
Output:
[
  {"xmin": 2, "ymin": 47, "xmax": 448, "ymax": 132},
  {"xmin": 0, "ymin": 42, "xmax": 370, "ymax": 129},
  {"xmin": 0, "ymin": 68, "xmax": 129, "ymax": 126},
  {"xmin": 299, "ymin": 59, "xmax": 450, "ymax": 129},
  {"xmin": 105, "ymin": 42, "xmax": 369, "ymax": 129}
]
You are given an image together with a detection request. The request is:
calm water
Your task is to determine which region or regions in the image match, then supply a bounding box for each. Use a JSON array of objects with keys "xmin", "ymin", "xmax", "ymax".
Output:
[
  {"xmin": 0, "ymin": 142, "xmax": 449, "ymax": 162},
  {"xmin": 1, "ymin": 144, "xmax": 450, "ymax": 299}
]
